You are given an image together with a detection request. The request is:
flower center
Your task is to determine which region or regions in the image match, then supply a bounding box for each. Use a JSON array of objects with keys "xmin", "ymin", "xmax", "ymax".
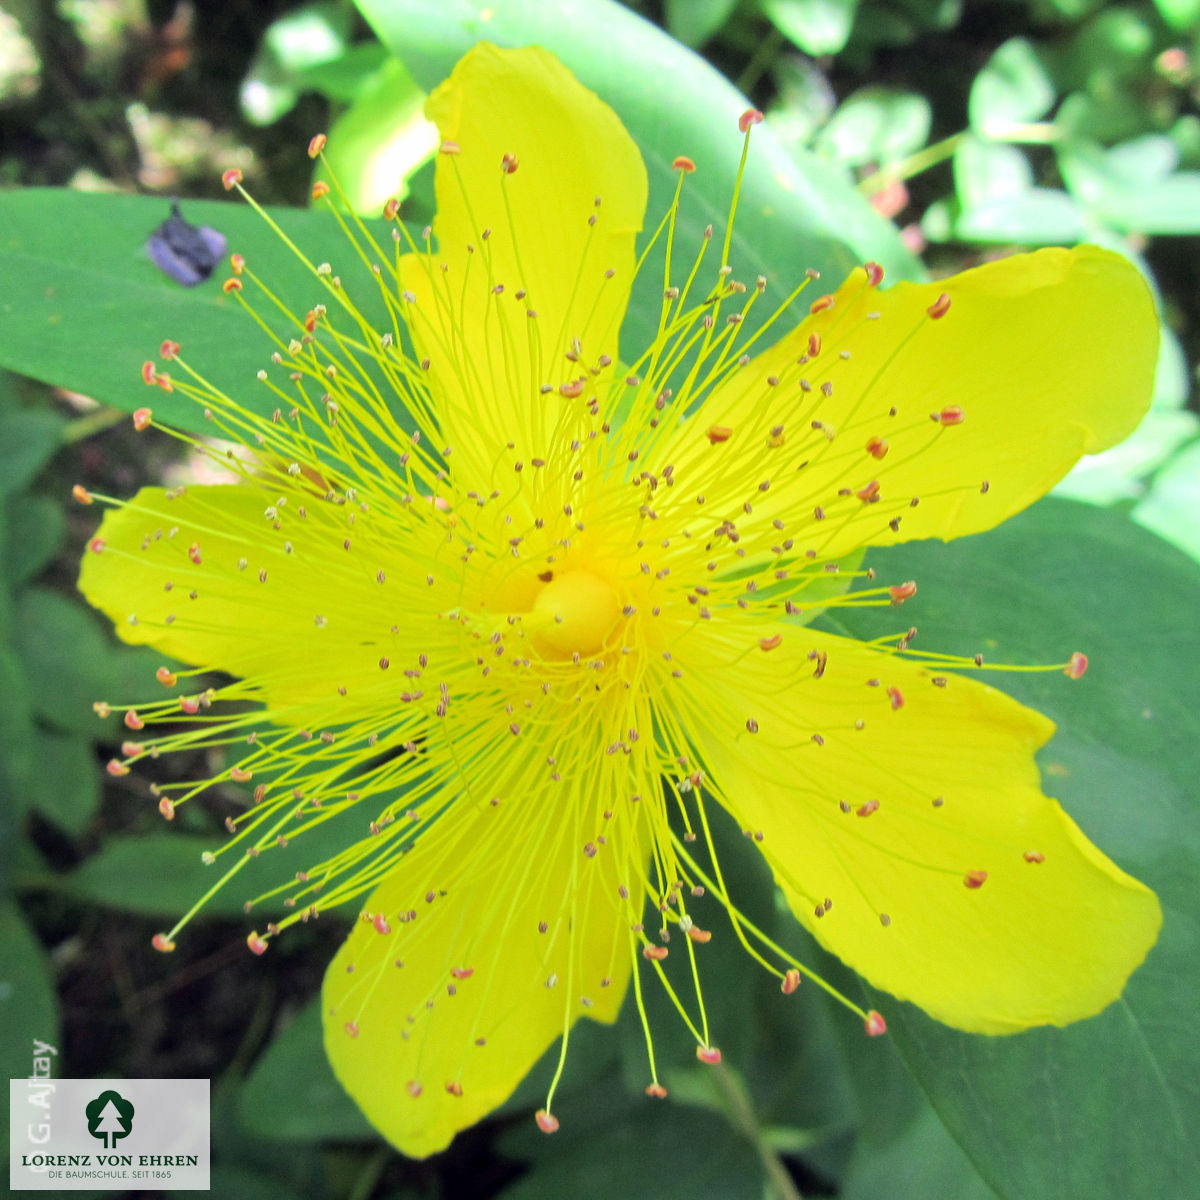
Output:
[{"xmin": 530, "ymin": 570, "xmax": 621, "ymax": 659}]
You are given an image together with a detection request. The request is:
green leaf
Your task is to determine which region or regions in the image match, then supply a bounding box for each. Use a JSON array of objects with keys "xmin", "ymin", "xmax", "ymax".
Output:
[
  {"xmin": 0, "ymin": 398, "xmax": 64, "ymax": 497},
  {"xmin": 0, "ymin": 646, "xmax": 38, "ymax": 836},
  {"xmin": 12, "ymin": 587, "xmax": 120, "ymax": 734},
  {"xmin": 1134, "ymin": 439, "xmax": 1200, "ymax": 564},
  {"xmin": 316, "ymin": 56, "xmax": 436, "ymax": 216},
  {"xmin": 814, "ymin": 87, "xmax": 932, "ymax": 168},
  {"xmin": 834, "ymin": 500, "xmax": 1200, "ymax": 1199},
  {"xmin": 0, "ymin": 190, "xmax": 398, "ymax": 435},
  {"xmin": 25, "ymin": 726, "xmax": 101, "ymax": 831},
  {"xmin": 238, "ymin": 999, "xmax": 376, "ymax": 1140},
  {"xmin": 0, "ymin": 903, "xmax": 60, "ymax": 1089},
  {"xmin": 239, "ymin": 1, "xmax": 352, "ymax": 125},
  {"xmin": 356, "ymin": 0, "xmax": 920, "ymax": 329},
  {"xmin": 4, "ymin": 494, "xmax": 66, "ymax": 587},
  {"xmin": 665, "ymin": 0, "xmax": 740, "ymax": 47},
  {"xmin": 1153, "ymin": 0, "xmax": 1200, "ymax": 29},
  {"xmin": 496, "ymin": 1086, "xmax": 764, "ymax": 1199},
  {"xmin": 1058, "ymin": 138, "xmax": 1200, "ymax": 234},
  {"xmin": 763, "ymin": 0, "xmax": 860, "ymax": 56},
  {"xmin": 969, "ymin": 38, "xmax": 1056, "ymax": 137},
  {"xmin": 843, "ymin": 1106, "xmax": 998, "ymax": 1200}
]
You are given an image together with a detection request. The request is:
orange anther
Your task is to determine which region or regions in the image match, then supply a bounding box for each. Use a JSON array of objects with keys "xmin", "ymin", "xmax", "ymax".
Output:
[
  {"xmin": 807, "ymin": 331, "xmax": 822, "ymax": 356},
  {"xmin": 938, "ymin": 405, "xmax": 965, "ymax": 425},
  {"xmin": 160, "ymin": 339, "xmax": 180, "ymax": 360},
  {"xmin": 188, "ymin": 542, "xmax": 202, "ymax": 564},
  {"xmin": 759, "ymin": 634, "xmax": 782, "ymax": 652},
  {"xmin": 72, "ymin": 484, "xmax": 93, "ymax": 505},
  {"xmin": 311, "ymin": 180, "xmax": 331, "ymax": 200},
  {"xmin": 964, "ymin": 869, "xmax": 988, "ymax": 889},
  {"xmin": 864, "ymin": 261, "xmax": 884, "ymax": 287},
  {"xmin": 89, "ymin": 537, "xmax": 107, "ymax": 554},
  {"xmin": 304, "ymin": 310, "xmax": 318, "ymax": 332},
  {"xmin": 645, "ymin": 1082, "xmax": 668, "ymax": 1098},
  {"xmin": 221, "ymin": 167, "xmax": 243, "ymax": 190},
  {"xmin": 120, "ymin": 741, "xmax": 142, "ymax": 758},
  {"xmin": 856, "ymin": 799, "xmax": 880, "ymax": 817},
  {"xmin": 864, "ymin": 1010, "xmax": 887, "ymax": 1036},
  {"xmin": 372, "ymin": 913, "xmax": 391, "ymax": 935},
  {"xmin": 344, "ymin": 1020, "xmax": 359, "ymax": 1037},
  {"xmin": 445, "ymin": 1081, "xmax": 463, "ymax": 1097},
  {"xmin": 383, "ymin": 198, "xmax": 400, "ymax": 220},
  {"xmin": 866, "ymin": 436, "xmax": 889, "ymax": 460},
  {"xmin": 151, "ymin": 933, "xmax": 176, "ymax": 953},
  {"xmin": 1064, "ymin": 651, "xmax": 1088, "ymax": 679},
  {"xmin": 642, "ymin": 944, "xmax": 669, "ymax": 961},
  {"xmin": 738, "ymin": 108, "xmax": 763, "ymax": 133},
  {"xmin": 230, "ymin": 253, "xmax": 245, "ymax": 275},
  {"xmin": 223, "ymin": 277, "xmax": 243, "ymax": 293},
  {"xmin": 158, "ymin": 797, "xmax": 176, "ymax": 820},
  {"xmin": 558, "ymin": 379, "xmax": 585, "ymax": 398},
  {"xmin": 696, "ymin": 1046, "xmax": 722, "ymax": 1064},
  {"xmin": 927, "ymin": 292, "xmax": 951, "ymax": 319},
  {"xmin": 686, "ymin": 925, "xmax": 712, "ymax": 943},
  {"xmin": 888, "ymin": 581, "xmax": 917, "ymax": 603},
  {"xmin": 246, "ymin": 932, "xmax": 269, "ymax": 955},
  {"xmin": 887, "ymin": 686, "xmax": 905, "ymax": 710},
  {"xmin": 1023, "ymin": 850, "xmax": 1046, "ymax": 863},
  {"xmin": 856, "ymin": 480, "xmax": 881, "ymax": 503},
  {"xmin": 672, "ymin": 155, "xmax": 696, "ymax": 172},
  {"xmin": 155, "ymin": 372, "xmax": 174, "ymax": 393},
  {"xmin": 156, "ymin": 666, "xmax": 177, "ymax": 686},
  {"xmin": 106, "ymin": 759, "xmax": 130, "ymax": 776},
  {"xmin": 230, "ymin": 766, "xmax": 252, "ymax": 782},
  {"xmin": 141, "ymin": 362, "xmax": 157, "ymax": 386},
  {"xmin": 180, "ymin": 696, "xmax": 201, "ymax": 715},
  {"xmin": 124, "ymin": 710, "xmax": 144, "ymax": 731},
  {"xmin": 450, "ymin": 967, "xmax": 474, "ymax": 979},
  {"xmin": 809, "ymin": 294, "xmax": 835, "ymax": 314},
  {"xmin": 307, "ymin": 133, "xmax": 327, "ymax": 158},
  {"xmin": 439, "ymin": 140, "xmax": 461, "ymax": 155},
  {"xmin": 535, "ymin": 1110, "xmax": 559, "ymax": 1134},
  {"xmin": 706, "ymin": 425, "xmax": 732, "ymax": 444},
  {"xmin": 781, "ymin": 969, "xmax": 802, "ymax": 994},
  {"xmin": 501, "ymin": 152, "xmax": 519, "ymax": 174}
]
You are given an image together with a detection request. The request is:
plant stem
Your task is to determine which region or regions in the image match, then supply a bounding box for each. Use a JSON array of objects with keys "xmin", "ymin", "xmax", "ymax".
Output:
[{"xmin": 712, "ymin": 1063, "xmax": 803, "ymax": 1200}]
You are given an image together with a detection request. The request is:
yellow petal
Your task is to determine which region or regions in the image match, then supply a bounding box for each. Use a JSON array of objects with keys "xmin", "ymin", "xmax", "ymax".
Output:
[
  {"xmin": 662, "ymin": 247, "xmax": 1157, "ymax": 558},
  {"xmin": 400, "ymin": 44, "xmax": 647, "ymax": 483},
  {"xmin": 77, "ymin": 484, "xmax": 433, "ymax": 716},
  {"xmin": 670, "ymin": 621, "xmax": 1161, "ymax": 1032},
  {"xmin": 322, "ymin": 792, "xmax": 634, "ymax": 1157}
]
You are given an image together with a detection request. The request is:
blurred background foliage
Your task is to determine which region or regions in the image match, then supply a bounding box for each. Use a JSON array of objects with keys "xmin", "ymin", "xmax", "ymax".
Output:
[{"xmin": 0, "ymin": 1, "xmax": 1198, "ymax": 1197}]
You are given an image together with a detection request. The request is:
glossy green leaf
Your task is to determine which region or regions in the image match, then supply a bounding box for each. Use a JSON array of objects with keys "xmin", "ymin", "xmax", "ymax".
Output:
[
  {"xmin": 763, "ymin": 0, "xmax": 860, "ymax": 56},
  {"xmin": 832, "ymin": 499, "xmax": 1200, "ymax": 1199},
  {"xmin": 0, "ymin": 903, "xmax": 60, "ymax": 1088},
  {"xmin": 0, "ymin": 646, "xmax": 37, "ymax": 835},
  {"xmin": 815, "ymin": 87, "xmax": 931, "ymax": 168},
  {"xmin": 969, "ymin": 38, "xmax": 1056, "ymax": 137},
  {"xmin": 238, "ymin": 999, "xmax": 376, "ymax": 1140},
  {"xmin": 356, "ymin": 0, "xmax": 920, "ymax": 339},
  {"xmin": 0, "ymin": 189, "xmax": 399, "ymax": 434}
]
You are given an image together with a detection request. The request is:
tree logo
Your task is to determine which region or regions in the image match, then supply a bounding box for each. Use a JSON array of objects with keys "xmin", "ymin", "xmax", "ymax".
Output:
[{"xmin": 85, "ymin": 1089, "xmax": 135, "ymax": 1149}]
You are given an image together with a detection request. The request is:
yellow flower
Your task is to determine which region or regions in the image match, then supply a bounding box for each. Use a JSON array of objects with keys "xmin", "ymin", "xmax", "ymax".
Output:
[{"xmin": 79, "ymin": 44, "xmax": 1161, "ymax": 1158}]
